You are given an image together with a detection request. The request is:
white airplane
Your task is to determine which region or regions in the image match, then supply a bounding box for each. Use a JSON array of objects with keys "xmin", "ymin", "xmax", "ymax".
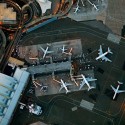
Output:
[
  {"xmin": 87, "ymin": 0, "xmax": 99, "ymax": 11},
  {"xmin": 73, "ymin": 5, "xmax": 80, "ymax": 13},
  {"xmin": 60, "ymin": 45, "xmax": 67, "ymax": 53},
  {"xmin": 111, "ymin": 81, "xmax": 125, "ymax": 100},
  {"xmin": 73, "ymin": 74, "xmax": 97, "ymax": 91},
  {"xmin": 40, "ymin": 46, "xmax": 53, "ymax": 59},
  {"xmin": 53, "ymin": 78, "xmax": 72, "ymax": 94},
  {"xmin": 96, "ymin": 45, "xmax": 113, "ymax": 62}
]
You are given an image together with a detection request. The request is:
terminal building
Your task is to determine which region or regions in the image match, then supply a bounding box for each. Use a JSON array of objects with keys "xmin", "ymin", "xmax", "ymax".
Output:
[
  {"xmin": 0, "ymin": 3, "xmax": 16, "ymax": 24},
  {"xmin": 36, "ymin": 0, "xmax": 51, "ymax": 15},
  {"xmin": 0, "ymin": 68, "xmax": 30, "ymax": 125}
]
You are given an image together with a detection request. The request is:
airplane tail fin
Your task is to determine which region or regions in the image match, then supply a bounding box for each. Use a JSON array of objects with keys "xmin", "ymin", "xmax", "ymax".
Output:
[
  {"xmin": 108, "ymin": 47, "xmax": 113, "ymax": 54},
  {"xmin": 88, "ymin": 86, "xmax": 95, "ymax": 91},
  {"xmin": 118, "ymin": 81, "xmax": 123, "ymax": 84},
  {"xmin": 66, "ymin": 90, "xmax": 70, "ymax": 94},
  {"xmin": 110, "ymin": 85, "xmax": 116, "ymax": 92},
  {"xmin": 40, "ymin": 46, "xmax": 45, "ymax": 53}
]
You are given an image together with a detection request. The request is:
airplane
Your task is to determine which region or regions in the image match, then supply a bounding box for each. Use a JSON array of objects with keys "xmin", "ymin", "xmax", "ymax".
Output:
[
  {"xmin": 73, "ymin": 5, "xmax": 80, "ymax": 14},
  {"xmin": 87, "ymin": 0, "xmax": 99, "ymax": 11},
  {"xmin": 60, "ymin": 45, "xmax": 67, "ymax": 53},
  {"xmin": 40, "ymin": 46, "xmax": 53, "ymax": 59},
  {"xmin": 53, "ymin": 78, "xmax": 72, "ymax": 94},
  {"xmin": 73, "ymin": 74, "xmax": 97, "ymax": 91},
  {"xmin": 96, "ymin": 45, "xmax": 113, "ymax": 62},
  {"xmin": 111, "ymin": 81, "xmax": 125, "ymax": 100}
]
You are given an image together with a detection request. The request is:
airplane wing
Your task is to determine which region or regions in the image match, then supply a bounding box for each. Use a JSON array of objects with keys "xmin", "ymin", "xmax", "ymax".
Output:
[
  {"xmin": 79, "ymin": 80, "xmax": 85, "ymax": 90},
  {"xmin": 76, "ymin": 77, "xmax": 83, "ymax": 80},
  {"xmin": 86, "ymin": 77, "xmax": 97, "ymax": 82},
  {"xmin": 40, "ymin": 47, "xmax": 45, "ymax": 53},
  {"xmin": 101, "ymin": 56, "xmax": 112, "ymax": 62},
  {"xmin": 110, "ymin": 85, "xmax": 116, "ymax": 92},
  {"xmin": 117, "ymin": 90, "xmax": 125, "ymax": 93},
  {"xmin": 98, "ymin": 45, "xmax": 103, "ymax": 55},
  {"xmin": 65, "ymin": 82, "xmax": 72, "ymax": 86},
  {"xmin": 47, "ymin": 50, "xmax": 53, "ymax": 54}
]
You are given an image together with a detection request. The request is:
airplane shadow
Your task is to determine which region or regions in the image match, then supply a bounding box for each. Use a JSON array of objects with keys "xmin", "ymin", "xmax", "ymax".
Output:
[{"xmin": 104, "ymin": 89, "xmax": 118, "ymax": 101}]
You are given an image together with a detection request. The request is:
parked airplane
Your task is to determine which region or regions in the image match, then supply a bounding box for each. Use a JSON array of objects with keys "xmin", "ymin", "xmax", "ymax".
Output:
[
  {"xmin": 111, "ymin": 81, "xmax": 125, "ymax": 100},
  {"xmin": 73, "ymin": 5, "xmax": 80, "ymax": 13},
  {"xmin": 87, "ymin": 0, "xmax": 99, "ymax": 11},
  {"xmin": 40, "ymin": 46, "xmax": 53, "ymax": 59},
  {"xmin": 96, "ymin": 45, "xmax": 113, "ymax": 62},
  {"xmin": 73, "ymin": 74, "xmax": 97, "ymax": 91},
  {"xmin": 60, "ymin": 45, "xmax": 67, "ymax": 53},
  {"xmin": 53, "ymin": 78, "xmax": 72, "ymax": 94}
]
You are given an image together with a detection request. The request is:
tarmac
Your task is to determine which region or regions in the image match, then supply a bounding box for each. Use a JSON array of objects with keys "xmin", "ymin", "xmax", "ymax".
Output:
[
  {"xmin": 18, "ymin": 39, "xmax": 82, "ymax": 64},
  {"xmin": 67, "ymin": 0, "xmax": 108, "ymax": 22},
  {"xmin": 35, "ymin": 70, "xmax": 96, "ymax": 96},
  {"xmin": 11, "ymin": 18, "xmax": 125, "ymax": 125},
  {"xmin": 105, "ymin": 0, "xmax": 125, "ymax": 35}
]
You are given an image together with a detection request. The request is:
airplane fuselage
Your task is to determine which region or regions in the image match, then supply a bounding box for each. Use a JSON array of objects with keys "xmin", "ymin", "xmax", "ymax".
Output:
[
  {"xmin": 113, "ymin": 85, "xmax": 120, "ymax": 99},
  {"xmin": 43, "ymin": 47, "xmax": 49, "ymax": 58},
  {"xmin": 75, "ymin": 8, "xmax": 79, "ymax": 11},
  {"xmin": 96, "ymin": 51, "xmax": 108, "ymax": 60},
  {"xmin": 62, "ymin": 48, "xmax": 65, "ymax": 53},
  {"xmin": 74, "ymin": 6, "xmax": 80, "ymax": 13},
  {"xmin": 61, "ymin": 79, "xmax": 68, "ymax": 92},
  {"xmin": 82, "ymin": 75, "xmax": 91, "ymax": 88}
]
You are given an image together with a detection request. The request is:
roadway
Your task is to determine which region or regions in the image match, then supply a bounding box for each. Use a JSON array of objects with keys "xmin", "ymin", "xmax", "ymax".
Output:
[
  {"xmin": 22, "ymin": 0, "xmax": 42, "ymax": 25},
  {"xmin": 0, "ymin": 0, "xmax": 24, "ymax": 72},
  {"xmin": 0, "ymin": 29, "xmax": 6, "ymax": 62},
  {"xmin": 0, "ymin": 29, "xmax": 6, "ymax": 48},
  {"xmin": 20, "ymin": 18, "xmax": 109, "ymax": 46},
  {"xmin": 25, "ymin": 0, "xmax": 74, "ymax": 28}
]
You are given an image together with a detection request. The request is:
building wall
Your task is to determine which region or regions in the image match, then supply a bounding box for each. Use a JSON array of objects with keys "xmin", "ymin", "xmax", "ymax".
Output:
[{"xmin": 0, "ymin": 68, "xmax": 30, "ymax": 125}]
